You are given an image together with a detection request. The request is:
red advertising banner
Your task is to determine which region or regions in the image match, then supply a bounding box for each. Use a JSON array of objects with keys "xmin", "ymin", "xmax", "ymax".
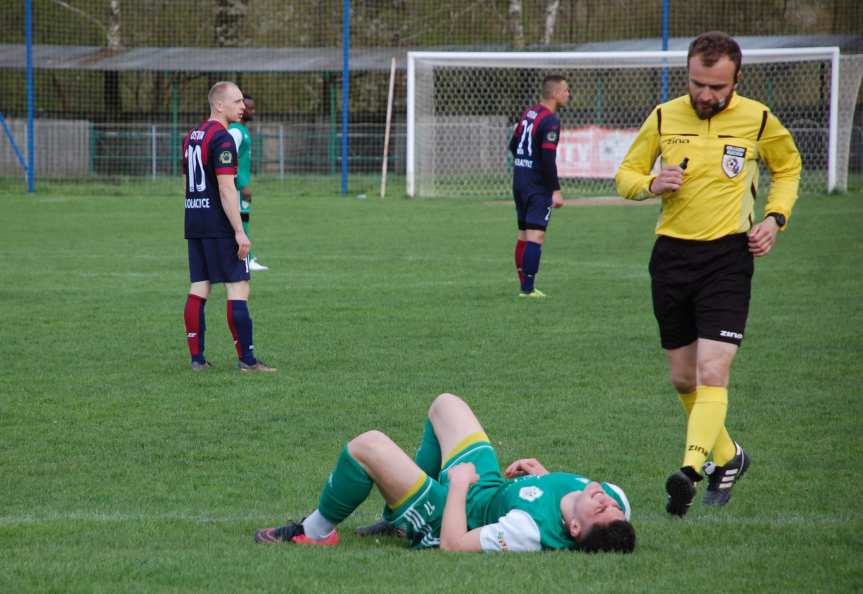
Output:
[{"xmin": 556, "ymin": 126, "xmax": 640, "ymax": 179}]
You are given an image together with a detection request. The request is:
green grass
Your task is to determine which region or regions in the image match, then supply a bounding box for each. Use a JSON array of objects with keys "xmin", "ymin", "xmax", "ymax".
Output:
[{"xmin": 1, "ymin": 176, "xmax": 862, "ymax": 593}]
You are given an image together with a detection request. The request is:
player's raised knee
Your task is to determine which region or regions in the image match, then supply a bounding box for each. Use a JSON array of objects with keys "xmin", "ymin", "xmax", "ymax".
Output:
[
  {"xmin": 430, "ymin": 392, "xmax": 463, "ymax": 412},
  {"xmin": 347, "ymin": 430, "xmax": 391, "ymax": 457}
]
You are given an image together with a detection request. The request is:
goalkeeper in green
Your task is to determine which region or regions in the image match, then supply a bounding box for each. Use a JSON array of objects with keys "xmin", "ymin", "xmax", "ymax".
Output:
[
  {"xmin": 228, "ymin": 95, "xmax": 268, "ymax": 271},
  {"xmin": 255, "ymin": 392, "xmax": 635, "ymax": 553}
]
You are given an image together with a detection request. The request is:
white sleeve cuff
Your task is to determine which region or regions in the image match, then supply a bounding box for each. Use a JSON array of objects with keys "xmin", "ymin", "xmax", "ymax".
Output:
[{"xmin": 228, "ymin": 128, "xmax": 243, "ymax": 150}]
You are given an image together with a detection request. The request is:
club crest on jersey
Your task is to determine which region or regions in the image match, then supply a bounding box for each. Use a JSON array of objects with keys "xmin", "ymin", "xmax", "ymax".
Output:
[
  {"xmin": 519, "ymin": 486, "xmax": 544, "ymax": 502},
  {"xmin": 546, "ymin": 130, "xmax": 558, "ymax": 142},
  {"xmin": 219, "ymin": 151, "xmax": 233, "ymax": 165},
  {"xmin": 722, "ymin": 145, "xmax": 746, "ymax": 178}
]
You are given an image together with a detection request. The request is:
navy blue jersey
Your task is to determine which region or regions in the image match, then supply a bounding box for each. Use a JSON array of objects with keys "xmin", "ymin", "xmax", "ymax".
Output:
[
  {"xmin": 182, "ymin": 120, "xmax": 238, "ymax": 239},
  {"xmin": 508, "ymin": 104, "xmax": 561, "ymax": 196}
]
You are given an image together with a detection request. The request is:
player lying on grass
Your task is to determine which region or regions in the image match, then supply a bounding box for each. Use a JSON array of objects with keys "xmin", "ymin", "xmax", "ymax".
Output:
[{"xmin": 255, "ymin": 393, "xmax": 635, "ymax": 553}]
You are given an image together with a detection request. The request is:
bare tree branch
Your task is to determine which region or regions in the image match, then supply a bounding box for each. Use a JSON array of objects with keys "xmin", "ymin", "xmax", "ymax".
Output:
[
  {"xmin": 542, "ymin": 0, "xmax": 560, "ymax": 45},
  {"xmin": 214, "ymin": 0, "xmax": 249, "ymax": 48},
  {"xmin": 50, "ymin": 0, "xmax": 108, "ymax": 36},
  {"xmin": 508, "ymin": 0, "xmax": 525, "ymax": 50},
  {"xmin": 107, "ymin": 1, "xmax": 122, "ymax": 50}
]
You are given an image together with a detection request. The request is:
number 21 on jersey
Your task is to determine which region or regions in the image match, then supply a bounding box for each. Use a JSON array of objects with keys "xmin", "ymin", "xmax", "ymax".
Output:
[{"xmin": 516, "ymin": 120, "xmax": 533, "ymax": 156}]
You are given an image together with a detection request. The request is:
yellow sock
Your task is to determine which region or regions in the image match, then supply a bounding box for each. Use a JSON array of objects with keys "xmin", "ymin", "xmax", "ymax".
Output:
[
  {"xmin": 677, "ymin": 391, "xmax": 696, "ymax": 416},
  {"xmin": 712, "ymin": 426, "xmax": 736, "ymax": 466},
  {"xmin": 679, "ymin": 390, "xmax": 736, "ymax": 466},
  {"xmin": 681, "ymin": 386, "xmax": 728, "ymax": 471}
]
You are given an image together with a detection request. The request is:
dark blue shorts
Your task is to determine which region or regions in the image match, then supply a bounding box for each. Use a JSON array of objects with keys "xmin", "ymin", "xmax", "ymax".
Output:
[
  {"xmin": 513, "ymin": 190, "xmax": 552, "ymax": 231},
  {"xmin": 187, "ymin": 237, "xmax": 250, "ymax": 284}
]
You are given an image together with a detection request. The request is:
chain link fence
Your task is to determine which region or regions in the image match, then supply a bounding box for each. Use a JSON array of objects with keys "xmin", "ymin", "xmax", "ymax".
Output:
[{"xmin": 1, "ymin": 0, "xmax": 861, "ymax": 188}]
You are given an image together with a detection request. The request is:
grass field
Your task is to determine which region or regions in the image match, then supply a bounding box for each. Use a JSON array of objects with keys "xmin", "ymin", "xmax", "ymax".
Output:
[{"xmin": 1, "ymin": 176, "xmax": 861, "ymax": 593}]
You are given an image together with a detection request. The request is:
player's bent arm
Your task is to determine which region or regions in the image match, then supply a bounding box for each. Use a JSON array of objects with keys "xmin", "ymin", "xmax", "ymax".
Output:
[
  {"xmin": 504, "ymin": 458, "xmax": 549, "ymax": 478},
  {"xmin": 217, "ymin": 174, "xmax": 246, "ymax": 235},
  {"xmin": 440, "ymin": 466, "xmax": 482, "ymax": 552},
  {"xmin": 614, "ymin": 109, "xmax": 661, "ymax": 200},
  {"xmin": 760, "ymin": 113, "xmax": 802, "ymax": 228}
]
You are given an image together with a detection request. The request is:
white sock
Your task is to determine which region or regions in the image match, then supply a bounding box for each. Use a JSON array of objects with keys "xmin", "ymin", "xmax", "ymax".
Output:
[{"xmin": 302, "ymin": 509, "xmax": 336, "ymax": 539}]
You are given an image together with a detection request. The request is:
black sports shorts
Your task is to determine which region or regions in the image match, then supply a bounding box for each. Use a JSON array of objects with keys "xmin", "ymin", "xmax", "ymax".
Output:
[{"xmin": 649, "ymin": 233, "xmax": 753, "ymax": 349}]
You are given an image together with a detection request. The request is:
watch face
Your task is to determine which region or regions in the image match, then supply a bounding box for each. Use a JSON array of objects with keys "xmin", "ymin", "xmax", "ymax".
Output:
[{"xmin": 769, "ymin": 213, "xmax": 785, "ymax": 227}]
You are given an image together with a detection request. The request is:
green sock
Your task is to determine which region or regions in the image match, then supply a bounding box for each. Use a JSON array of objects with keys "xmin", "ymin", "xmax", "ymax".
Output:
[
  {"xmin": 414, "ymin": 419, "xmax": 441, "ymax": 478},
  {"xmin": 317, "ymin": 445, "xmax": 374, "ymax": 524}
]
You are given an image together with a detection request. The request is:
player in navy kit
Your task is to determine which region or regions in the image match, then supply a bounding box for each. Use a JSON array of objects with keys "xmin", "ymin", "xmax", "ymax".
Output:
[
  {"xmin": 182, "ymin": 81, "xmax": 275, "ymax": 373},
  {"xmin": 508, "ymin": 75, "xmax": 570, "ymax": 298}
]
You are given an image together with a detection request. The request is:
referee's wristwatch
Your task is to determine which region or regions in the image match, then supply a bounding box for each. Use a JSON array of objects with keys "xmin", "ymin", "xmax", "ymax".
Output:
[{"xmin": 766, "ymin": 212, "xmax": 786, "ymax": 228}]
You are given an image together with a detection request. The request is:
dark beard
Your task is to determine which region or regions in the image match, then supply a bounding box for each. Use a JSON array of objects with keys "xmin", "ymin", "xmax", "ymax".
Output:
[{"xmin": 690, "ymin": 90, "xmax": 734, "ymax": 119}]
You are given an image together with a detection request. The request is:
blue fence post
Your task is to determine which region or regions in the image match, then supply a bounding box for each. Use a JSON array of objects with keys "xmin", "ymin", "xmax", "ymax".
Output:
[
  {"xmin": 25, "ymin": 0, "xmax": 35, "ymax": 192},
  {"xmin": 341, "ymin": 0, "xmax": 350, "ymax": 194}
]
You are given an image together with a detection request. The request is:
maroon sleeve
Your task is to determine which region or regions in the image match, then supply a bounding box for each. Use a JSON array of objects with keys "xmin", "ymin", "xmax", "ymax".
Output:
[{"xmin": 211, "ymin": 130, "xmax": 238, "ymax": 176}]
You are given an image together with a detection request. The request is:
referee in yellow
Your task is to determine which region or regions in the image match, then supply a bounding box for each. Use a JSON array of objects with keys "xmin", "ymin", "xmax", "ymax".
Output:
[{"xmin": 615, "ymin": 31, "xmax": 801, "ymax": 517}]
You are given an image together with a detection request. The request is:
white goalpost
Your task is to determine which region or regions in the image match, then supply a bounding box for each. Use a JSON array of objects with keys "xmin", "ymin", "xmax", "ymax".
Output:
[{"xmin": 407, "ymin": 48, "xmax": 858, "ymax": 198}]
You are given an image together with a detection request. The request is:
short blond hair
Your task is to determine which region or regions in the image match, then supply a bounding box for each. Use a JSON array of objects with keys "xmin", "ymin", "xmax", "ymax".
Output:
[{"xmin": 208, "ymin": 81, "xmax": 238, "ymax": 109}]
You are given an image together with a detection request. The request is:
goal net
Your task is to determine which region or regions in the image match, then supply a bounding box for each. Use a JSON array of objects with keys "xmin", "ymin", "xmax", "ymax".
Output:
[{"xmin": 407, "ymin": 48, "xmax": 860, "ymax": 198}]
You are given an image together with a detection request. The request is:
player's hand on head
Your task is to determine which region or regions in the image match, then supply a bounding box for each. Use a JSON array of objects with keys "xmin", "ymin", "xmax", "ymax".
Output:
[{"xmin": 448, "ymin": 463, "xmax": 479, "ymax": 486}]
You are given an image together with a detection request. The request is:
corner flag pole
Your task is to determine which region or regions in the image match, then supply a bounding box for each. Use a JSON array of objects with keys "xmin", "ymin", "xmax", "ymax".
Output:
[{"xmin": 380, "ymin": 56, "xmax": 396, "ymax": 199}]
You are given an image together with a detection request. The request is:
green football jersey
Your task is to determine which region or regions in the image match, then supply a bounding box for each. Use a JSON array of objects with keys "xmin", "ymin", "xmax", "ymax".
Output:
[
  {"xmin": 227, "ymin": 122, "xmax": 252, "ymax": 190},
  {"xmin": 477, "ymin": 472, "xmax": 631, "ymax": 551}
]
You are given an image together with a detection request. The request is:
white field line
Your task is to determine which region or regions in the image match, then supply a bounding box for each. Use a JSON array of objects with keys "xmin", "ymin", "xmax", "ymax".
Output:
[
  {"xmin": 0, "ymin": 510, "xmax": 857, "ymax": 527},
  {"xmin": 0, "ymin": 511, "xmax": 301, "ymax": 526}
]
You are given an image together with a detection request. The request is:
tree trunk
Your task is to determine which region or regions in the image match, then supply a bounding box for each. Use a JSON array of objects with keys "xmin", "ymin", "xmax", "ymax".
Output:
[
  {"xmin": 107, "ymin": 0, "xmax": 121, "ymax": 50},
  {"xmin": 214, "ymin": 0, "xmax": 249, "ymax": 48},
  {"xmin": 104, "ymin": 71, "xmax": 120, "ymax": 120},
  {"xmin": 542, "ymin": 0, "xmax": 560, "ymax": 46},
  {"xmin": 508, "ymin": 0, "xmax": 525, "ymax": 50},
  {"xmin": 105, "ymin": 0, "xmax": 122, "ymax": 120}
]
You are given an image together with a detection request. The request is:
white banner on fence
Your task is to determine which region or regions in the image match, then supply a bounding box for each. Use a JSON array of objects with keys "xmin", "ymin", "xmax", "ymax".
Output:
[{"xmin": 556, "ymin": 126, "xmax": 639, "ymax": 179}]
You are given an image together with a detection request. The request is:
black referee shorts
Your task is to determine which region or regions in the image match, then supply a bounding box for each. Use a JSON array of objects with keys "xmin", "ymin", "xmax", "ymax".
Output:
[{"xmin": 649, "ymin": 233, "xmax": 754, "ymax": 350}]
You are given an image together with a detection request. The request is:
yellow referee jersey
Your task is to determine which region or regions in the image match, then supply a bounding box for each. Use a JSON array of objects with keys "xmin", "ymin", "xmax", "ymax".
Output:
[{"xmin": 615, "ymin": 93, "xmax": 802, "ymax": 240}]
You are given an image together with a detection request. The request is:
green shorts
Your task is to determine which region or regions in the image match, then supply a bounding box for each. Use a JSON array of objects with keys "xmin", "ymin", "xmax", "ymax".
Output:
[{"xmin": 382, "ymin": 434, "xmax": 506, "ymax": 549}]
